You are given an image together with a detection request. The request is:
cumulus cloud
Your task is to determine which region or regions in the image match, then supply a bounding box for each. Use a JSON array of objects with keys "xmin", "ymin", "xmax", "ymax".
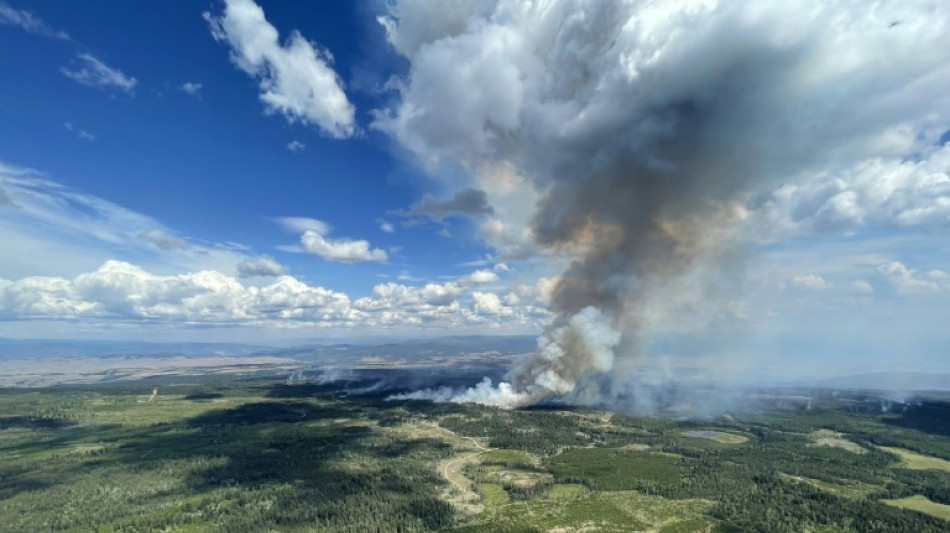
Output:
[
  {"xmin": 878, "ymin": 261, "xmax": 950, "ymax": 294},
  {"xmin": 61, "ymin": 53, "xmax": 137, "ymax": 93},
  {"xmin": 759, "ymin": 145, "xmax": 950, "ymax": 236},
  {"xmin": 287, "ymin": 140, "xmax": 305, "ymax": 152},
  {"xmin": 204, "ymin": 0, "xmax": 355, "ymax": 138},
  {"xmin": 299, "ymin": 230, "xmax": 386, "ymax": 263},
  {"xmin": 237, "ymin": 255, "xmax": 287, "ymax": 277},
  {"xmin": 0, "ymin": 260, "xmax": 352, "ymax": 324},
  {"xmin": 179, "ymin": 82, "xmax": 202, "ymax": 95},
  {"xmin": 0, "ymin": 2, "xmax": 68, "ymax": 40},
  {"xmin": 398, "ymin": 188, "xmax": 494, "ymax": 222},
  {"xmin": 379, "ymin": 220, "xmax": 395, "ymax": 233},
  {"xmin": 471, "ymin": 291, "xmax": 506, "ymax": 315},
  {"xmin": 0, "ymin": 260, "xmax": 547, "ymax": 331},
  {"xmin": 356, "ymin": 281, "xmax": 462, "ymax": 310},
  {"xmin": 275, "ymin": 216, "xmax": 387, "ymax": 263},
  {"xmin": 461, "ymin": 269, "xmax": 498, "ymax": 284}
]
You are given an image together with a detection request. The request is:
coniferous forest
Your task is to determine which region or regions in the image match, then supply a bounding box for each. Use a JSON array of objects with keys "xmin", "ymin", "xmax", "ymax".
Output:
[{"xmin": 1, "ymin": 378, "xmax": 949, "ymax": 532}]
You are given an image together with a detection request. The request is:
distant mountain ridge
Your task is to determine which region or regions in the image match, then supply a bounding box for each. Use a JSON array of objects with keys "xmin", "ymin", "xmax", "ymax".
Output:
[
  {"xmin": 0, "ymin": 339, "xmax": 271, "ymax": 360},
  {"xmin": 801, "ymin": 372, "xmax": 950, "ymax": 391},
  {"xmin": 268, "ymin": 335, "xmax": 536, "ymax": 363},
  {"xmin": 0, "ymin": 335, "xmax": 537, "ymax": 362}
]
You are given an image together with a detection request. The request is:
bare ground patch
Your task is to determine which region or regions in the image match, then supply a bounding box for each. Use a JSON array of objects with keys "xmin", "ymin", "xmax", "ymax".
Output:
[{"xmin": 809, "ymin": 429, "xmax": 867, "ymax": 454}]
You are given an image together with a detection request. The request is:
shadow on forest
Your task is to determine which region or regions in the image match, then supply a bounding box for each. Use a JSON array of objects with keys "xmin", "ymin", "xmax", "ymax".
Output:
[
  {"xmin": 1, "ymin": 384, "xmax": 456, "ymax": 530},
  {"xmin": 183, "ymin": 392, "xmax": 224, "ymax": 400},
  {"xmin": 265, "ymin": 383, "xmax": 351, "ymax": 398},
  {"xmin": 882, "ymin": 401, "xmax": 950, "ymax": 437},
  {"xmin": 0, "ymin": 416, "xmax": 74, "ymax": 430}
]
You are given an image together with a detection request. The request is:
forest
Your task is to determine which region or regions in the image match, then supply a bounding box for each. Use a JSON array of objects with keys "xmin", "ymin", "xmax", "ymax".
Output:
[{"xmin": 1, "ymin": 377, "xmax": 949, "ymax": 532}]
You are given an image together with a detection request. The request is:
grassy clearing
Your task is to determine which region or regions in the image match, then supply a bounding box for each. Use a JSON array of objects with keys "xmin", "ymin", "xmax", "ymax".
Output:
[
  {"xmin": 453, "ymin": 491, "xmax": 713, "ymax": 533},
  {"xmin": 659, "ymin": 518, "xmax": 715, "ymax": 533},
  {"xmin": 480, "ymin": 448, "xmax": 538, "ymax": 467},
  {"xmin": 883, "ymin": 495, "xmax": 950, "ymax": 521},
  {"xmin": 810, "ymin": 429, "xmax": 867, "ymax": 454},
  {"xmin": 779, "ymin": 473, "xmax": 880, "ymax": 499},
  {"xmin": 476, "ymin": 483, "xmax": 510, "ymax": 507},
  {"xmin": 484, "ymin": 467, "xmax": 552, "ymax": 488},
  {"xmin": 681, "ymin": 430, "xmax": 749, "ymax": 444},
  {"xmin": 545, "ymin": 483, "xmax": 588, "ymax": 500},
  {"xmin": 880, "ymin": 446, "xmax": 950, "ymax": 472},
  {"xmin": 545, "ymin": 448, "xmax": 682, "ymax": 490}
]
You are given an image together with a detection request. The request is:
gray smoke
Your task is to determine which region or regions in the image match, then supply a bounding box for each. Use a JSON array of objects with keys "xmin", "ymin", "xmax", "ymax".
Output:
[{"xmin": 377, "ymin": 0, "xmax": 950, "ymax": 407}]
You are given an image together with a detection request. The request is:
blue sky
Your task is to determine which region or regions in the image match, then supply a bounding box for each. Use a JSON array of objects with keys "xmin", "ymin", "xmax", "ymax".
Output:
[
  {"xmin": 0, "ymin": 0, "xmax": 486, "ymax": 293},
  {"xmin": 1, "ymin": 0, "xmax": 949, "ymax": 381}
]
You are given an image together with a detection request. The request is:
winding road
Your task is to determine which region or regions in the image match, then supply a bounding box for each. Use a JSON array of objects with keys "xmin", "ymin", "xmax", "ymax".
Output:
[{"xmin": 435, "ymin": 428, "xmax": 490, "ymax": 512}]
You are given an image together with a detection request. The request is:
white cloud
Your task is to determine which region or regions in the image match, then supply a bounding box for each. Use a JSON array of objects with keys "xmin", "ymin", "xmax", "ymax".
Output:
[
  {"xmin": 471, "ymin": 291, "xmax": 507, "ymax": 315},
  {"xmin": 300, "ymin": 230, "xmax": 387, "ymax": 263},
  {"xmin": 462, "ymin": 269, "xmax": 498, "ymax": 284},
  {"xmin": 204, "ymin": 0, "xmax": 355, "ymax": 138},
  {"xmin": 0, "ymin": 260, "xmax": 353, "ymax": 325},
  {"xmin": 356, "ymin": 281, "xmax": 462, "ymax": 310},
  {"xmin": 878, "ymin": 261, "xmax": 950, "ymax": 294},
  {"xmin": 61, "ymin": 53, "xmax": 137, "ymax": 93},
  {"xmin": 275, "ymin": 216, "xmax": 330, "ymax": 234},
  {"xmin": 790, "ymin": 274, "xmax": 830, "ymax": 290},
  {"xmin": 275, "ymin": 216, "xmax": 387, "ymax": 263},
  {"xmin": 759, "ymin": 145, "xmax": 950, "ymax": 236},
  {"xmin": 179, "ymin": 82, "xmax": 202, "ymax": 95},
  {"xmin": 286, "ymin": 140, "xmax": 305, "ymax": 152},
  {"xmin": 0, "ymin": 2, "xmax": 69, "ymax": 40},
  {"xmin": 379, "ymin": 220, "xmax": 395, "ymax": 233},
  {"xmin": 0, "ymin": 258, "xmax": 549, "ymax": 332},
  {"xmin": 237, "ymin": 255, "xmax": 287, "ymax": 278}
]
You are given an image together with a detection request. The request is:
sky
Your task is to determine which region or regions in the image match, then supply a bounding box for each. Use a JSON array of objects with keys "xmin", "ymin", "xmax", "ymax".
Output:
[{"xmin": 1, "ymin": 0, "xmax": 949, "ymax": 380}]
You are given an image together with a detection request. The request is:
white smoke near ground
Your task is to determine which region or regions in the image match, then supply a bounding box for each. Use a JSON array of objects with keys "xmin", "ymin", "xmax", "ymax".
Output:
[
  {"xmin": 390, "ymin": 306, "xmax": 620, "ymax": 406},
  {"xmin": 378, "ymin": 0, "xmax": 950, "ymax": 408}
]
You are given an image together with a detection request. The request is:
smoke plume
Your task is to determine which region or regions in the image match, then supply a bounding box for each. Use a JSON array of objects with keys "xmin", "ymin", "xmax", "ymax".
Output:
[{"xmin": 378, "ymin": 0, "xmax": 950, "ymax": 407}]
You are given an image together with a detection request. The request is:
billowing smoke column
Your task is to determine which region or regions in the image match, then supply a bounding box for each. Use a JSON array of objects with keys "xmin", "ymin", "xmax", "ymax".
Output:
[{"xmin": 379, "ymin": 0, "xmax": 950, "ymax": 407}]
